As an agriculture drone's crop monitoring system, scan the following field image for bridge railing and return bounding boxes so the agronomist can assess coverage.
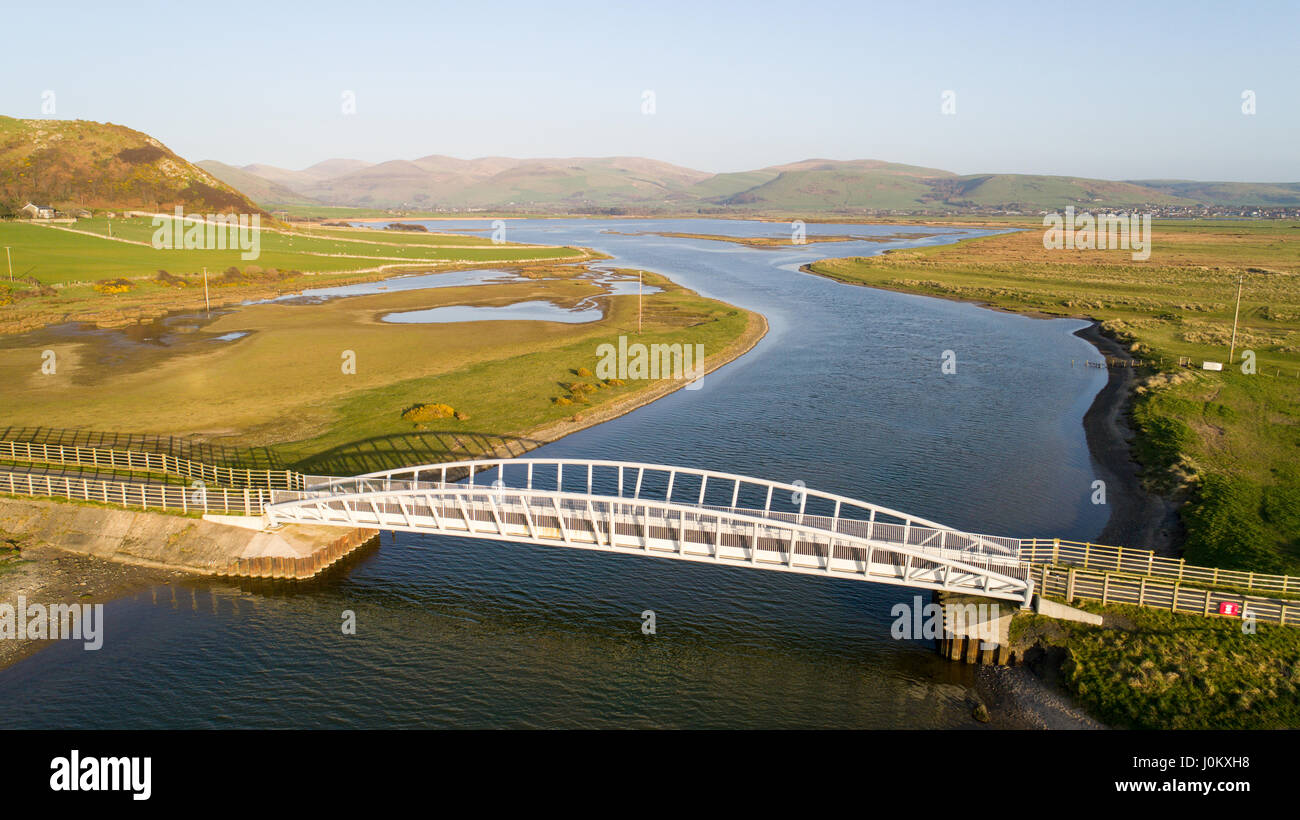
[272,476,1022,566]
[357,458,956,526]
[267,483,1035,600]
[0,439,304,490]
[343,458,1022,561]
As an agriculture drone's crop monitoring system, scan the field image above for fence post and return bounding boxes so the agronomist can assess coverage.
[1083,542,1091,568]
[1066,567,1076,603]
[1052,537,1060,565]
[1173,582,1181,613]
[1139,577,1146,606]
[1203,589,1212,616]
[1102,572,1110,604]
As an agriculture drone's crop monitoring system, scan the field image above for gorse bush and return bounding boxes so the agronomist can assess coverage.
[92,277,134,294]
[400,402,458,423]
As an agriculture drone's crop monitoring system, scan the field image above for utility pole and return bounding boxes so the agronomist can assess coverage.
[4,246,11,282]
[1228,272,1244,366]
[203,266,210,317]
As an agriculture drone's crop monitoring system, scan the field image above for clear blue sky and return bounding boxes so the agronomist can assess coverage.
[6,0,1297,180]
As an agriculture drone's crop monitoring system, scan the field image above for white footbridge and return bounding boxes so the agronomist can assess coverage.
[264,458,1035,604]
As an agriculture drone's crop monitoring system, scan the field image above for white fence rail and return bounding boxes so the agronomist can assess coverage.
[0,470,269,515]
[0,440,303,490]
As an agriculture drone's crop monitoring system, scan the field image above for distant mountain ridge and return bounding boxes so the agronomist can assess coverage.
[10,114,1289,219]
[202,153,1300,213]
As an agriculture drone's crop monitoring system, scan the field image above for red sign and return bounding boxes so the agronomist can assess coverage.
[1218,601,1241,617]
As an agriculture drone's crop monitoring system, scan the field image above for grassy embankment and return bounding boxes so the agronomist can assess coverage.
[0,221,762,472]
[1011,603,1300,729]
[805,221,1300,574]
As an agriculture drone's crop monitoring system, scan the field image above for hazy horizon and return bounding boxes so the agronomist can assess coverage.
[204,154,1300,185]
[4,0,1297,181]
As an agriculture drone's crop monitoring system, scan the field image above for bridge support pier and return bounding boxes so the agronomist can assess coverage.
[934,592,1017,666]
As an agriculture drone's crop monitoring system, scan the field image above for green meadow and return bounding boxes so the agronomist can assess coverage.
[0,219,580,286]
[1012,602,1300,729]
[0,266,761,472]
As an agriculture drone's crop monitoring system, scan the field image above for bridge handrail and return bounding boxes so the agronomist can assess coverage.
[282,473,1020,562]
[265,484,1033,591]
[351,457,1018,558]
[269,483,1029,574]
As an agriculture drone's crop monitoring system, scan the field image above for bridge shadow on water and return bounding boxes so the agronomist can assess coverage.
[0,426,547,477]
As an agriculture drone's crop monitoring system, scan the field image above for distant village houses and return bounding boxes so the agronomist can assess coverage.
[20,202,57,219]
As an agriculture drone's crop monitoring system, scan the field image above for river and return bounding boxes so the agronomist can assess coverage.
[0,219,1109,728]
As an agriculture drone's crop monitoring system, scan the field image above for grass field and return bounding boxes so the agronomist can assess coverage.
[806,220,1300,572]
[0,218,579,285]
[0,260,760,472]
[0,217,594,334]
[1012,601,1300,729]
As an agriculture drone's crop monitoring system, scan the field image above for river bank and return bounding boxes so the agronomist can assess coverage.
[1073,323,1180,554]
[0,541,182,669]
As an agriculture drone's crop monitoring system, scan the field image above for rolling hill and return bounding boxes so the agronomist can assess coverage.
[2,113,1293,217]
[1128,179,1300,207]
[233,155,714,209]
[195,160,320,207]
[0,116,264,216]
[205,153,1300,214]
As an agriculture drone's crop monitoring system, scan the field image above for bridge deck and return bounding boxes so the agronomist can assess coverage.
[269,462,1034,603]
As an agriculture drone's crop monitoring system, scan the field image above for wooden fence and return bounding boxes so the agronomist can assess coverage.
[0,440,303,491]
[0,470,270,516]
[1034,563,1299,627]
[1022,538,1300,597]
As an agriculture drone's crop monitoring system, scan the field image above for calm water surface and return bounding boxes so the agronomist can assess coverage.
[0,219,1109,728]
